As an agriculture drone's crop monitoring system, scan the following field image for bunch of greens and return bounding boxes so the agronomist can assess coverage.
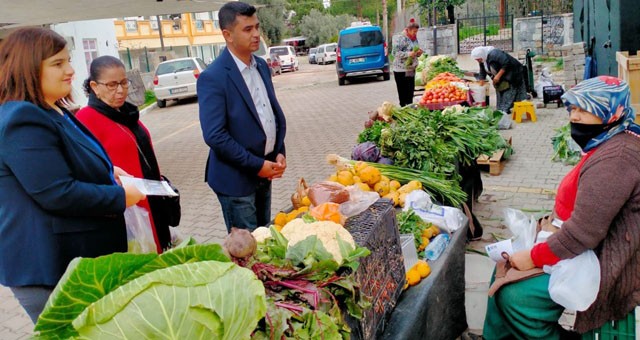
[425,57,464,82]
[379,112,458,176]
[551,123,582,165]
[249,227,371,340]
[34,241,267,340]
[357,120,389,145]
[386,105,509,171]
[405,46,421,68]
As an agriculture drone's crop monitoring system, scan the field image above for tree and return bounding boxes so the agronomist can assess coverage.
[286,0,324,27]
[413,0,466,25]
[298,9,357,46]
[252,0,289,45]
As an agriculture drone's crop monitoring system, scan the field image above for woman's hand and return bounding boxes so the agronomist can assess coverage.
[123,182,146,207]
[113,166,131,185]
[509,249,536,271]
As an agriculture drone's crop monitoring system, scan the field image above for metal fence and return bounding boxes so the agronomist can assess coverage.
[457,15,513,54]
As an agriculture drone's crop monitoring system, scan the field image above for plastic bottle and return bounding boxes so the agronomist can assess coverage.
[424,233,450,261]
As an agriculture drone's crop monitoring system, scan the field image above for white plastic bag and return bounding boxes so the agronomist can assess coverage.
[503,208,537,251]
[124,205,157,254]
[544,250,600,311]
[340,185,380,217]
[535,67,555,97]
[404,190,466,232]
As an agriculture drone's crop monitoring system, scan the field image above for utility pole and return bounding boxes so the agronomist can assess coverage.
[397,0,402,15]
[383,0,388,43]
[156,15,165,51]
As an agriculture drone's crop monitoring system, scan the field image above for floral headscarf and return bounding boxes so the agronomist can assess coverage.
[561,75,640,151]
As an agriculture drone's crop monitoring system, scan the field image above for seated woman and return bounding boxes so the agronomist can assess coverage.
[76,56,177,252]
[483,76,640,339]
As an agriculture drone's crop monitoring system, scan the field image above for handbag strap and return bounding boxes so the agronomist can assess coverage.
[115,123,153,171]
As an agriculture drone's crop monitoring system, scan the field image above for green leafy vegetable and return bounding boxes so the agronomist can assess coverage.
[425,56,464,81]
[35,244,265,340]
[248,228,371,339]
[551,123,582,165]
[357,120,389,145]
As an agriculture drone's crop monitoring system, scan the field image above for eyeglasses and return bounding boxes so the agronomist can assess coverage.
[96,79,131,91]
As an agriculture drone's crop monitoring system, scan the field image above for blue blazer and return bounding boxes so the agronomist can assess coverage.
[0,101,126,286]
[198,48,286,196]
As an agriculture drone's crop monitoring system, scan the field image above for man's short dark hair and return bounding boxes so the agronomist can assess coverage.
[218,2,257,30]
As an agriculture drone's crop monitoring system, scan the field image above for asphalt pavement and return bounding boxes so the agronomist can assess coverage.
[0,56,573,338]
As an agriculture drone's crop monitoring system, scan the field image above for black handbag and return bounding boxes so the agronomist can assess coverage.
[161,175,181,227]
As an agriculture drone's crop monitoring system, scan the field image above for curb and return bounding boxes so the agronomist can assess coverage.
[140,102,158,117]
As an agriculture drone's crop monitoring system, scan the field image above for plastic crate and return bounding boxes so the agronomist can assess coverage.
[343,199,405,340]
[582,310,636,340]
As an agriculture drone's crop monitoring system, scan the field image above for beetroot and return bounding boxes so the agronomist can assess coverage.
[224,227,257,259]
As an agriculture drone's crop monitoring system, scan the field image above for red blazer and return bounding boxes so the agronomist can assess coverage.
[76,106,162,253]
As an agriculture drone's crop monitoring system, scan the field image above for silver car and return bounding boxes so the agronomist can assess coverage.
[153,57,207,108]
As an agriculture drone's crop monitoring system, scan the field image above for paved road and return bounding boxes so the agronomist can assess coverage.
[0,57,572,338]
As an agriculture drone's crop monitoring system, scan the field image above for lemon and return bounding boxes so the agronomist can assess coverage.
[415,261,431,278]
[274,212,287,226]
[301,196,311,206]
[406,268,421,286]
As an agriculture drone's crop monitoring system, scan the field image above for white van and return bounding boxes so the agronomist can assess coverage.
[268,45,299,72]
[316,43,337,65]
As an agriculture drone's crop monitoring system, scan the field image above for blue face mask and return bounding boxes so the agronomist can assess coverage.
[570,121,620,150]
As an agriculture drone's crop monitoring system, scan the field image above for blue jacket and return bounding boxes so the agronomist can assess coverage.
[198,48,286,196]
[0,101,126,286]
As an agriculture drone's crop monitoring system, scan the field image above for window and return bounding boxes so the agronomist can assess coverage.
[125,20,138,32]
[340,30,383,48]
[83,39,98,73]
[150,16,159,30]
[213,11,220,30]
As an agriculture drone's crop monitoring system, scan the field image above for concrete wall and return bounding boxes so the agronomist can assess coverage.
[416,24,457,57]
[52,19,120,107]
[514,13,573,57]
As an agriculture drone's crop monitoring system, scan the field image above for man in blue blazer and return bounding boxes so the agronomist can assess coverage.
[198,1,287,232]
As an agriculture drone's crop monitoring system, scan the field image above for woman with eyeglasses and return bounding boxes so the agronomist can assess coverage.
[76,56,176,252]
[0,28,145,323]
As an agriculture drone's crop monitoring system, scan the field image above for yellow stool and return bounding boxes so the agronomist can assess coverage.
[512,101,537,123]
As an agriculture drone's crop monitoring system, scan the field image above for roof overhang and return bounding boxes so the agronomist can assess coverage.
[0,0,234,32]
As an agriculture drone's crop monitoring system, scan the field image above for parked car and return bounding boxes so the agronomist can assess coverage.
[267,53,282,76]
[316,43,337,65]
[268,45,299,72]
[308,47,318,64]
[336,24,390,86]
[153,57,207,107]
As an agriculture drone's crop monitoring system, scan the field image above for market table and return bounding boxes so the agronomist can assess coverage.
[381,218,469,340]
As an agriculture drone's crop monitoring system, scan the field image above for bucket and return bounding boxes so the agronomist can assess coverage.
[469,84,487,106]
[465,254,495,332]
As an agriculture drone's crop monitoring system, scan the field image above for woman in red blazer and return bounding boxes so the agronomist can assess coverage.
[76,56,175,252]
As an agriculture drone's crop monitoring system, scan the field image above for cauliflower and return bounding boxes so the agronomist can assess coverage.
[281,219,356,264]
[251,226,272,243]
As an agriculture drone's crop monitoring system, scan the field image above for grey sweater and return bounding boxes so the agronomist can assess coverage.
[547,132,640,332]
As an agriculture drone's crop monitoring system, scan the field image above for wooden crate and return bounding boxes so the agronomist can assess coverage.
[477,136,512,176]
[616,51,640,123]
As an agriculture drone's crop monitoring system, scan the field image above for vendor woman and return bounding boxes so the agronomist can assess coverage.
[483,76,640,339]
[471,46,527,114]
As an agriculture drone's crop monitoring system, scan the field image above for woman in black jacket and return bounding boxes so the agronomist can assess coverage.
[471,46,527,114]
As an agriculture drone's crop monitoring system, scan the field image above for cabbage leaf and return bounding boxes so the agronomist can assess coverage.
[34,244,265,340]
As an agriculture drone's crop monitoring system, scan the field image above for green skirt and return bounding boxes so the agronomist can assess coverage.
[483,273,566,340]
